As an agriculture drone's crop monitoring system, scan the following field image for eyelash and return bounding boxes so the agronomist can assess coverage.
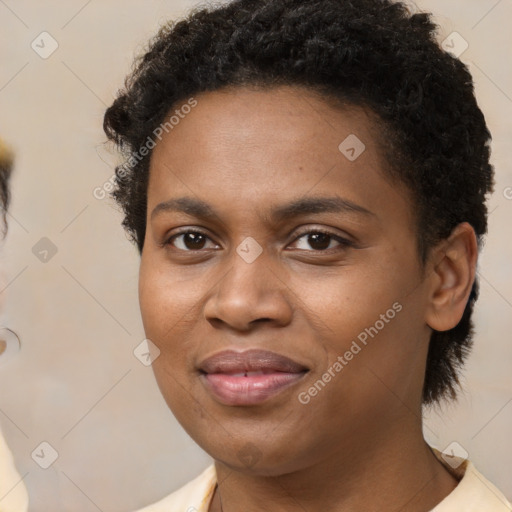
[164,227,354,253]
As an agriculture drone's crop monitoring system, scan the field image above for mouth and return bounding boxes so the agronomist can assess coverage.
[198,349,309,406]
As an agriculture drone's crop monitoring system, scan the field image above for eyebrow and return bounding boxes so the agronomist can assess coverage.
[151,195,376,223]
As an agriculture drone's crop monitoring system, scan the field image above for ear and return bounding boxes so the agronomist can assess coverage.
[424,222,478,332]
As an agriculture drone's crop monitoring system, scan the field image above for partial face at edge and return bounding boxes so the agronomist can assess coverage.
[138,86,433,474]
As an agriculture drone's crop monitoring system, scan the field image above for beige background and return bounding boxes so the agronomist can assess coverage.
[0,0,510,510]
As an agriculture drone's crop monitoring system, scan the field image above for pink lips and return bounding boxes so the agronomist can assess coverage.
[198,349,308,406]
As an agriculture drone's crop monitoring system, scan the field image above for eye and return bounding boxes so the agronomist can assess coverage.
[289,229,353,252]
[165,230,219,251]
[164,228,353,253]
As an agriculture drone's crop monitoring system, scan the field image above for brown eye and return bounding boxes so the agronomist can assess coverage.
[290,229,353,252]
[166,230,218,251]
[306,232,331,250]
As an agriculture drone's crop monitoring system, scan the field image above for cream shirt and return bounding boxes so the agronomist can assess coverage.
[134,448,512,512]
[0,427,28,512]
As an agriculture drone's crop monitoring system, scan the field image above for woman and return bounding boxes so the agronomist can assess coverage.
[0,138,29,512]
[104,0,511,510]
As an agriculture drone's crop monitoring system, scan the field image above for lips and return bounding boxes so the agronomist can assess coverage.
[199,349,308,374]
[198,349,309,406]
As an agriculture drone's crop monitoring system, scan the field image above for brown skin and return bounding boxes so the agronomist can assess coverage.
[139,86,477,511]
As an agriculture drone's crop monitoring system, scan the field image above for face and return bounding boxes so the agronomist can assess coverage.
[139,86,434,475]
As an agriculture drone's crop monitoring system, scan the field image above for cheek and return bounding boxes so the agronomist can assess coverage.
[293,262,422,404]
[138,256,215,387]
[138,260,203,416]
[138,268,168,341]
[321,297,426,420]
[138,256,201,338]
[290,264,400,345]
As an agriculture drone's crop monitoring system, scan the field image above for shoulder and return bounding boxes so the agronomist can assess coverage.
[132,464,217,512]
[431,447,512,511]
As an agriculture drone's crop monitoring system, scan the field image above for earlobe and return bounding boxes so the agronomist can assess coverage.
[425,222,478,332]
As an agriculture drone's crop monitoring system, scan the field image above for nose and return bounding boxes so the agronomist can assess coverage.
[203,242,293,332]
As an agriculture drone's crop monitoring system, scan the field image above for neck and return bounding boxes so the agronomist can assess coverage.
[210,421,458,512]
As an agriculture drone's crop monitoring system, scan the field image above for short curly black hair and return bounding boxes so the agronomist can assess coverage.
[103,0,494,406]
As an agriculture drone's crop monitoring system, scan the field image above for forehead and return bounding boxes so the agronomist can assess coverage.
[152,85,382,164]
[147,85,412,227]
